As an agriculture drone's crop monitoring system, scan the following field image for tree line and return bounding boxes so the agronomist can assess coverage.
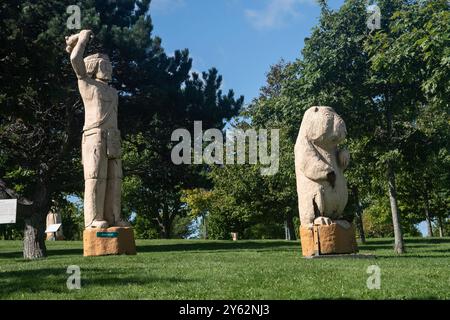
[184,0,449,254]
[0,0,448,258]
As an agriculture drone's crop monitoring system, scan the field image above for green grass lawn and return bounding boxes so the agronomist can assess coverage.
[0,238,449,299]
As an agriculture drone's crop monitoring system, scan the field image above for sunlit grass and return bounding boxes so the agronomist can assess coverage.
[0,238,449,299]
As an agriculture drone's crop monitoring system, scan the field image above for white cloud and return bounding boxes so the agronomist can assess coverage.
[245,0,316,30]
[151,0,186,13]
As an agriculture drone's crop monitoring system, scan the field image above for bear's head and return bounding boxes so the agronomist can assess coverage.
[299,106,347,148]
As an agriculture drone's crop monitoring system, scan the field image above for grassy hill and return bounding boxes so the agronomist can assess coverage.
[0,238,449,299]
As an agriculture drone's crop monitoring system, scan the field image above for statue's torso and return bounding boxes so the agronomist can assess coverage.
[315,145,348,217]
[78,79,118,132]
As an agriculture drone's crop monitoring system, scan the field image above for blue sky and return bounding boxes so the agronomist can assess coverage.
[150,0,345,104]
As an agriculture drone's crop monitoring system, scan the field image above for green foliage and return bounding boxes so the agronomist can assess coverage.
[171,215,196,239]
[363,198,421,238]
[0,218,24,240]
[134,214,159,239]
[242,222,285,240]
[181,189,213,219]
[206,123,297,240]
[58,199,83,241]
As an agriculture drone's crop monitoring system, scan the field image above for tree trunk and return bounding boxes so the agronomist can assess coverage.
[158,221,171,239]
[286,212,297,240]
[424,207,433,238]
[202,213,208,240]
[158,208,173,239]
[355,214,366,244]
[163,221,171,239]
[23,212,47,259]
[423,188,433,237]
[438,216,444,238]
[385,101,405,254]
[23,181,49,260]
[387,163,405,254]
[353,186,366,244]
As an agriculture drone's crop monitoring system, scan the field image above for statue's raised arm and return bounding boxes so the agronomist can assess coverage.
[66,29,93,79]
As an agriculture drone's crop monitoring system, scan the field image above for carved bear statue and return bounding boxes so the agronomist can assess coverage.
[295,106,350,228]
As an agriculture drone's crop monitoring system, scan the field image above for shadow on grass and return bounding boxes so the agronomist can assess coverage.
[0,241,300,259]
[359,238,450,252]
[0,248,84,260]
[47,248,83,257]
[358,245,394,251]
[137,240,299,253]
[0,267,194,298]
[358,244,447,252]
[361,238,450,245]
[404,238,450,244]
[375,254,450,259]
[429,248,450,254]
[1,238,448,259]
[0,251,23,259]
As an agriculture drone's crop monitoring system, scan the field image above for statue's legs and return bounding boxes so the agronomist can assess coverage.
[103,158,126,226]
[82,130,109,228]
[84,179,107,228]
[298,189,325,228]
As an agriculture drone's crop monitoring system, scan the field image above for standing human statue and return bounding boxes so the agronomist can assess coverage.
[66,30,130,229]
[46,210,64,240]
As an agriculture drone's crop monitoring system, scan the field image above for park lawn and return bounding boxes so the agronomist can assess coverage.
[0,238,449,300]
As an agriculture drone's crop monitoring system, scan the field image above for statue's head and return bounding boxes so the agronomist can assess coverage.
[300,106,347,147]
[84,53,112,82]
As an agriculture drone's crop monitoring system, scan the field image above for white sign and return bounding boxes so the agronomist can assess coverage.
[45,223,62,233]
[0,199,17,224]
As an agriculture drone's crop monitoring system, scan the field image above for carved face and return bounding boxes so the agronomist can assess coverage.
[84,55,112,82]
[95,59,112,81]
[300,106,347,147]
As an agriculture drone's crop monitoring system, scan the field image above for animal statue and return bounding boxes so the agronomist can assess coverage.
[294,106,350,228]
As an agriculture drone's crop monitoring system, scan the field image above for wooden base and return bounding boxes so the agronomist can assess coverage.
[300,223,358,257]
[83,227,136,257]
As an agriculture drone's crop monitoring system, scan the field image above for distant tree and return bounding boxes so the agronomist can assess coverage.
[365,0,449,249]
[57,199,83,241]
[171,215,196,239]
[181,188,214,239]
[122,68,243,239]
[203,116,295,240]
